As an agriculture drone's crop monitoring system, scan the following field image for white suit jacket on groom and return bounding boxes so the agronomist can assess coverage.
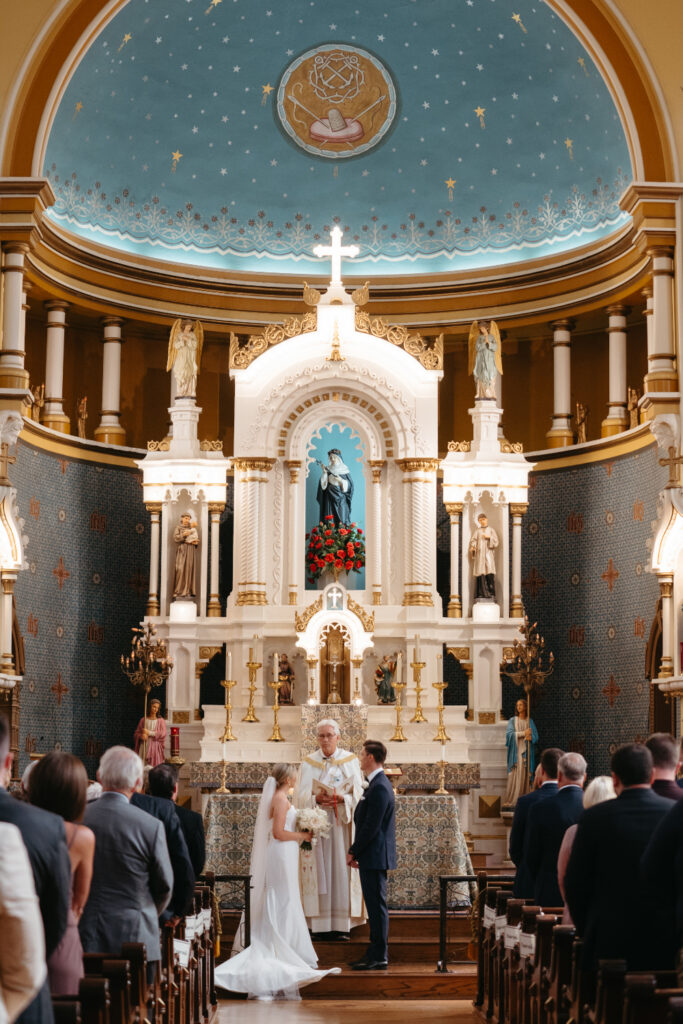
[296,748,365,923]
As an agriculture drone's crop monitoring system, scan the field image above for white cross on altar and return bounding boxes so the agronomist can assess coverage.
[327,586,343,610]
[313,226,360,286]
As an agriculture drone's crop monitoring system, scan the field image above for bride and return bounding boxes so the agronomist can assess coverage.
[214,763,341,1000]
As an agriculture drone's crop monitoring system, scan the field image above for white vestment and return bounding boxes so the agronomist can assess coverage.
[469,525,499,576]
[295,748,365,931]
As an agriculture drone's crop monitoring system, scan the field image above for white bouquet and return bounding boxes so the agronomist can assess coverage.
[296,806,332,851]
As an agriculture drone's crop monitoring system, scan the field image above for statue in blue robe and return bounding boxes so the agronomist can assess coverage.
[316,449,354,527]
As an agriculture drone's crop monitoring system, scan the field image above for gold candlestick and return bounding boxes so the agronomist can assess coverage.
[434,759,448,795]
[268,677,285,742]
[432,682,451,742]
[306,657,318,705]
[390,682,408,742]
[220,679,237,742]
[410,653,428,723]
[351,658,364,706]
[216,750,230,794]
[243,647,261,722]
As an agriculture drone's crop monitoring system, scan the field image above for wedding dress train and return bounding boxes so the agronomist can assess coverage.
[214,801,340,999]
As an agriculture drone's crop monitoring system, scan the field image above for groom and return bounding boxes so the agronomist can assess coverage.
[346,739,397,970]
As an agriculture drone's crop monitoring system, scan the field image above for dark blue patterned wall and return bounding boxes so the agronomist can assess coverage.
[13,439,149,779]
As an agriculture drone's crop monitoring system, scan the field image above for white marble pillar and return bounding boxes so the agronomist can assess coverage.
[659,574,674,678]
[646,248,677,394]
[234,458,274,605]
[601,305,630,436]
[510,503,527,618]
[444,503,462,617]
[146,503,161,616]
[42,301,71,432]
[0,244,30,391]
[0,572,16,675]
[397,459,439,606]
[95,317,126,444]
[545,319,574,448]
[207,503,224,616]
[368,460,384,605]
[285,461,301,606]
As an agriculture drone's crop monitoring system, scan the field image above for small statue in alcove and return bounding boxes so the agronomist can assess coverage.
[173,512,199,598]
[374,653,397,704]
[278,653,295,704]
[575,402,588,445]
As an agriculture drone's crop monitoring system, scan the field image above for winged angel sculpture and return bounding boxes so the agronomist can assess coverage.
[468,319,503,400]
[167,318,204,398]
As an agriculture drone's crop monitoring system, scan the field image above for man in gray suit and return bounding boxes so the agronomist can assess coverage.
[80,746,173,978]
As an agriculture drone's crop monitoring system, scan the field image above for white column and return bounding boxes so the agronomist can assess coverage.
[510,504,527,618]
[659,574,674,678]
[42,301,70,432]
[207,503,224,616]
[285,461,301,606]
[445,503,462,617]
[0,572,16,675]
[95,317,126,444]
[368,460,384,605]
[235,458,274,605]
[146,503,161,616]
[645,248,677,393]
[601,305,630,436]
[397,459,439,606]
[0,244,30,390]
[546,319,574,448]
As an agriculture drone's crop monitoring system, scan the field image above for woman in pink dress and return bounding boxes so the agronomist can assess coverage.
[134,698,167,767]
[557,775,616,924]
[28,751,95,996]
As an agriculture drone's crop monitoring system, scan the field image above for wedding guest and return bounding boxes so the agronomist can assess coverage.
[525,751,587,906]
[556,775,616,924]
[28,752,95,996]
[0,822,46,1024]
[509,747,563,898]
[0,714,70,1024]
[646,733,683,801]
[131,781,195,919]
[148,764,205,877]
[80,747,173,983]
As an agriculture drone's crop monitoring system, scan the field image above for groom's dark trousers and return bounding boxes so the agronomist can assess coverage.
[349,771,397,962]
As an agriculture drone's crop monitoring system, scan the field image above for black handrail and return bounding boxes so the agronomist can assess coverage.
[213,874,252,948]
[436,873,515,979]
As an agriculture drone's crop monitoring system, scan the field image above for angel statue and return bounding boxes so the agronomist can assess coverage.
[468,319,503,400]
[167,318,204,398]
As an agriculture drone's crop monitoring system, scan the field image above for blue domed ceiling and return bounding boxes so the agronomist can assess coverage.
[43,0,633,277]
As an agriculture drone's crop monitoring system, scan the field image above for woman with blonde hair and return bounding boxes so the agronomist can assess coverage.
[214,763,340,999]
[557,775,616,923]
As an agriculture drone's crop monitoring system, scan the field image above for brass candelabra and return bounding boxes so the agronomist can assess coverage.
[306,657,318,705]
[351,658,364,706]
[432,682,451,742]
[390,682,408,742]
[216,753,230,794]
[220,679,237,742]
[434,760,448,795]
[268,677,285,742]
[243,647,261,722]
[410,653,428,723]
[120,623,173,764]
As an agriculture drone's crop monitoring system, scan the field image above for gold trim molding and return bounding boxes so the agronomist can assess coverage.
[447,441,471,453]
[347,595,375,633]
[355,309,443,370]
[230,312,317,369]
[295,595,323,633]
[447,647,471,662]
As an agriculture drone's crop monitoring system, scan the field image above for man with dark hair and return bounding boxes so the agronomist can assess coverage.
[0,714,71,1024]
[148,764,205,876]
[509,747,563,897]
[131,773,195,919]
[646,733,683,802]
[525,751,587,906]
[566,743,672,971]
[643,758,683,967]
[346,740,396,971]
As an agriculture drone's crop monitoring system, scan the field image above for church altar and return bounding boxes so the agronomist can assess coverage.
[204,792,474,911]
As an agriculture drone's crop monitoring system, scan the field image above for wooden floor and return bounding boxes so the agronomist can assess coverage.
[217,998,480,1022]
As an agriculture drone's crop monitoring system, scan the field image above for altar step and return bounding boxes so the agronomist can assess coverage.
[304,962,477,1000]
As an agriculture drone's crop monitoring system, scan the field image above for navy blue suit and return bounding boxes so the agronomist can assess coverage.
[525,784,585,907]
[132,792,195,916]
[349,770,396,962]
[509,782,558,897]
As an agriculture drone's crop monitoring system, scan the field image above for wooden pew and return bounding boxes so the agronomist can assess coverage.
[83,959,133,1024]
[77,977,111,1024]
[513,906,542,1024]
[119,944,149,1024]
[562,937,590,1024]
[499,899,528,1024]
[621,972,680,1024]
[492,890,518,1022]
[542,925,575,1024]
[585,959,627,1024]
[527,914,561,1024]
[481,883,514,1018]
[52,999,82,1024]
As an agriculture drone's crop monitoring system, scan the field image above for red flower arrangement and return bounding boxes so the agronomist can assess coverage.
[305,516,366,584]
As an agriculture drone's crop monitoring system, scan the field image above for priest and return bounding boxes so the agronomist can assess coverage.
[296,719,365,939]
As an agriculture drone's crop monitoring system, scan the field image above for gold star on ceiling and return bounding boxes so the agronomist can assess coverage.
[565,137,574,159]
[444,177,456,200]
[204,0,221,14]
[117,32,132,52]
[73,101,83,120]
[171,150,183,172]
[577,56,590,76]
[261,83,273,106]
[474,106,486,128]
[511,13,528,33]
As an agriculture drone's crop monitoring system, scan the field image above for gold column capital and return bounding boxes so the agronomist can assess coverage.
[285,459,301,483]
[444,502,463,521]
[233,457,276,473]
[208,502,225,515]
[146,502,162,515]
[509,503,529,517]
[396,458,440,474]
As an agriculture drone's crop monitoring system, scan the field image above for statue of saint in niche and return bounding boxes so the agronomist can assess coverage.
[316,448,354,527]
[167,318,204,398]
[374,653,397,705]
[468,319,503,400]
[173,512,199,599]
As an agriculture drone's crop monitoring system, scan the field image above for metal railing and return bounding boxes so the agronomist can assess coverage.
[437,873,515,976]
[213,874,252,948]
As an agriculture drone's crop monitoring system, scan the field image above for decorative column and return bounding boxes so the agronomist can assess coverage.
[285,461,301,606]
[545,319,574,448]
[207,503,224,616]
[444,502,462,617]
[95,317,126,444]
[643,285,654,370]
[0,573,16,675]
[368,460,385,605]
[234,458,275,605]
[658,574,674,678]
[509,504,527,617]
[0,244,30,390]
[601,305,630,436]
[42,301,70,432]
[646,248,677,394]
[146,503,161,616]
[397,459,439,606]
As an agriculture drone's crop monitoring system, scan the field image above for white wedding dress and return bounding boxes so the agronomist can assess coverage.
[214,794,341,1000]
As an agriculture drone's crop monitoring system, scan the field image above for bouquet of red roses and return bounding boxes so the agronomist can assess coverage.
[305,515,365,585]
